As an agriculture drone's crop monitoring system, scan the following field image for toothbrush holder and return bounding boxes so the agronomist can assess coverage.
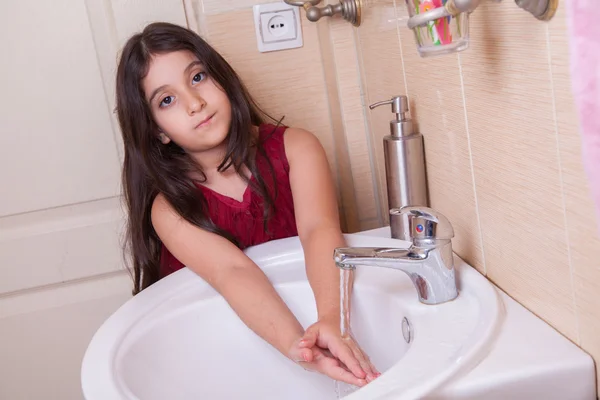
[405,0,470,57]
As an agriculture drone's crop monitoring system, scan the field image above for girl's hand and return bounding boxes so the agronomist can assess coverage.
[292,342,368,387]
[290,318,380,386]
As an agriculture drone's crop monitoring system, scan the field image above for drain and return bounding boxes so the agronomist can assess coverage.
[402,317,412,343]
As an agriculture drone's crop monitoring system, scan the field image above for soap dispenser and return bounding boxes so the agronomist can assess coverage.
[370,95,428,240]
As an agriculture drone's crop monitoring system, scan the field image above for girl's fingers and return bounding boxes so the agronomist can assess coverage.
[345,338,380,380]
[327,341,366,379]
[289,339,314,363]
[294,335,379,386]
[348,343,376,380]
[317,356,367,387]
[329,365,368,387]
[370,360,381,376]
[299,329,318,348]
[303,347,370,387]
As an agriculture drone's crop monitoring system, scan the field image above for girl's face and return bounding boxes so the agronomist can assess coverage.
[142,50,232,154]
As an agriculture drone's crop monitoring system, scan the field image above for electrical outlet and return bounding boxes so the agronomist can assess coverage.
[260,10,296,42]
[253,3,303,53]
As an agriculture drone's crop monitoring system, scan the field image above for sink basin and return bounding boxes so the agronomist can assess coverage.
[81,232,502,399]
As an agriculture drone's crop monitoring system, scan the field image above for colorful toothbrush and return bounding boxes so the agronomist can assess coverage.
[432,0,452,44]
[419,0,441,45]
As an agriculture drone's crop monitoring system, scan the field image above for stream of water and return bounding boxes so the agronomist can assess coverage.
[334,268,359,398]
[340,268,353,338]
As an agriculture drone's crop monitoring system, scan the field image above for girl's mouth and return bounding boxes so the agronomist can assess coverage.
[195,113,214,129]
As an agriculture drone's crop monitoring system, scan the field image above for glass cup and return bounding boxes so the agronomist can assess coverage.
[404,0,470,57]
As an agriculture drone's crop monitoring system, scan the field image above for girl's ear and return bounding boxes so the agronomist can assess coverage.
[158,132,171,145]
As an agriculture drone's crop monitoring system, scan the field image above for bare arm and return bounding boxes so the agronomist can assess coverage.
[151,195,306,358]
[284,127,346,320]
[285,127,379,383]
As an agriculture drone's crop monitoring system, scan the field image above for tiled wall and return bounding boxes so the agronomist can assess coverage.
[193,0,598,391]
[352,0,600,391]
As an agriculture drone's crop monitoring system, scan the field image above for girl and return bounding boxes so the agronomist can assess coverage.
[116,22,378,387]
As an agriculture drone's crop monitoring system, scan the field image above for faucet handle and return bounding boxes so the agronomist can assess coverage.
[391,206,455,241]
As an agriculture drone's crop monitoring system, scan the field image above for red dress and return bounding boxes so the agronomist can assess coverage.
[159,123,298,278]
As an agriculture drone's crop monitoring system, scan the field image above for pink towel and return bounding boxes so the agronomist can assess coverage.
[566,0,600,226]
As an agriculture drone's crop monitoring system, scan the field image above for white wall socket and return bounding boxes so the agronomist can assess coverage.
[253,2,303,53]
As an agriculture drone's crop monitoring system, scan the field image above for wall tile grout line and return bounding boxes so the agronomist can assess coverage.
[392,0,410,101]
[544,23,581,345]
[317,20,358,232]
[457,52,488,275]
[353,26,385,228]
[327,23,366,228]
[352,26,385,228]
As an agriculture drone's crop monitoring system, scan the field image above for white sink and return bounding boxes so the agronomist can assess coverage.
[82,232,502,399]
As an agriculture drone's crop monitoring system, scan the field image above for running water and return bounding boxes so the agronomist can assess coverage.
[334,268,359,398]
[340,268,353,338]
[334,380,359,398]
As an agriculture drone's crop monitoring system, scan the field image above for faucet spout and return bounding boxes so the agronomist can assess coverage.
[334,244,458,305]
[334,246,429,267]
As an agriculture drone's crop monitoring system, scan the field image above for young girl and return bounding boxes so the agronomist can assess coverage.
[116,22,379,387]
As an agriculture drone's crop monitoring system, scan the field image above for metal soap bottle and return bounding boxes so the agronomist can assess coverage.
[370,95,428,240]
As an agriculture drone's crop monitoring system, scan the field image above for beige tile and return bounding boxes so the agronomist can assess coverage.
[328,18,381,225]
[317,21,361,232]
[549,1,600,389]
[460,0,577,340]
[391,1,485,272]
[357,0,407,225]
[198,0,278,15]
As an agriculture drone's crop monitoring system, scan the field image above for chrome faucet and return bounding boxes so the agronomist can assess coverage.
[334,206,458,305]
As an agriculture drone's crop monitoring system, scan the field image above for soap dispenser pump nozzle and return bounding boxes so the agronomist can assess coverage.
[370,95,414,137]
[369,96,408,120]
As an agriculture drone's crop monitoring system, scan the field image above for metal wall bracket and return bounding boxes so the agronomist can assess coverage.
[408,0,558,30]
[284,0,362,27]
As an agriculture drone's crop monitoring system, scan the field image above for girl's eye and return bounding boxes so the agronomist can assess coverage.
[192,72,206,84]
[159,96,173,108]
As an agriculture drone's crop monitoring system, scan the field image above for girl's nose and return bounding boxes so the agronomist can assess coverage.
[186,92,205,115]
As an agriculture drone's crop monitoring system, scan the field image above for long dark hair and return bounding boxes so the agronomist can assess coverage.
[116,22,278,295]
